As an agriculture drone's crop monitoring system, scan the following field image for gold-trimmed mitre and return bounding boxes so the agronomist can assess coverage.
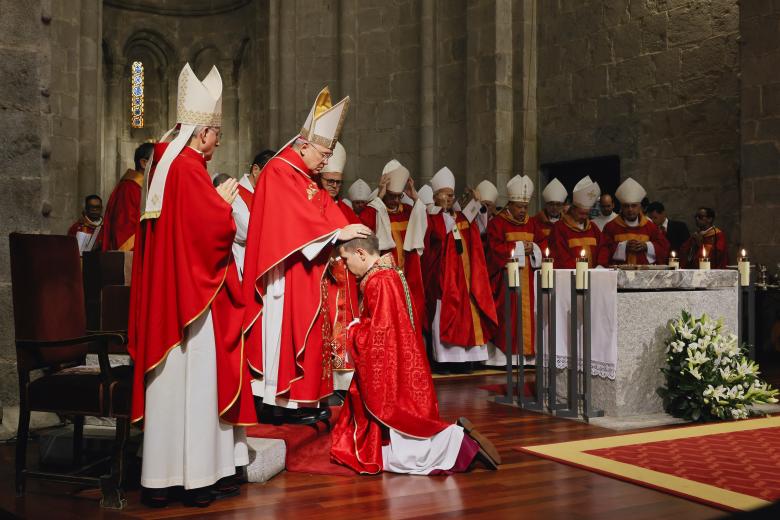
[299,87,350,150]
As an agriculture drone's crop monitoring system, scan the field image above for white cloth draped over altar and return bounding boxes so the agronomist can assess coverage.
[538,269,619,380]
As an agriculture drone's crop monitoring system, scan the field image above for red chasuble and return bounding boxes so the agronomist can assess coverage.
[324,200,362,375]
[422,212,498,345]
[679,227,729,269]
[360,203,427,330]
[242,146,348,403]
[531,210,556,249]
[484,210,543,356]
[337,198,361,224]
[598,215,670,266]
[331,255,450,474]
[548,213,604,269]
[101,169,143,251]
[128,144,256,426]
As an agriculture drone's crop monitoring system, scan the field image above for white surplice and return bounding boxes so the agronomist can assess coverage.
[250,231,340,408]
[231,174,254,280]
[381,425,464,475]
[141,309,249,490]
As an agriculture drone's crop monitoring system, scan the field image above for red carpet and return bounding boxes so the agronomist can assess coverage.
[584,426,780,503]
[516,416,780,511]
[246,406,354,477]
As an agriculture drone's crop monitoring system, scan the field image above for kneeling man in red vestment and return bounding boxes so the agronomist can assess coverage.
[330,235,500,474]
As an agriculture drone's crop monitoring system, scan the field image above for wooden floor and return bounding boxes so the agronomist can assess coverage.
[6,364,779,520]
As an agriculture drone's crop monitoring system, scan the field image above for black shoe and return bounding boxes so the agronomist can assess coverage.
[450,362,475,374]
[284,407,331,425]
[432,362,451,375]
[183,486,214,508]
[211,475,241,500]
[141,487,169,508]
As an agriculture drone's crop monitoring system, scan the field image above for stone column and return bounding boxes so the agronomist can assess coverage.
[338,0,358,181]
[465,0,514,190]
[419,0,435,181]
[77,0,103,197]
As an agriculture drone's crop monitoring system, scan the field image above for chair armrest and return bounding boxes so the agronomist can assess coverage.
[16,332,127,350]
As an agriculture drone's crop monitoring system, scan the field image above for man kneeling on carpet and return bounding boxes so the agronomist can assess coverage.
[330,234,500,474]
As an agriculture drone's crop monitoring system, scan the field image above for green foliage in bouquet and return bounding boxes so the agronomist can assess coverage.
[659,310,778,421]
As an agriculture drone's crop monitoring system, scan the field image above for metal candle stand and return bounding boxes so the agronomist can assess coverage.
[498,269,603,421]
[737,273,756,360]
[496,269,544,409]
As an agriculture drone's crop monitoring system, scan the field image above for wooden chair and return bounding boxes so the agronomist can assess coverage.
[10,233,131,509]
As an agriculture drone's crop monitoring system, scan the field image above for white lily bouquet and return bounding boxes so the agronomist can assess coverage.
[659,310,778,421]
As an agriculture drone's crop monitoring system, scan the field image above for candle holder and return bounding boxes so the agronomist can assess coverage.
[699,257,711,270]
[541,257,554,289]
[575,253,589,290]
[737,251,756,360]
[668,251,679,270]
[738,251,750,287]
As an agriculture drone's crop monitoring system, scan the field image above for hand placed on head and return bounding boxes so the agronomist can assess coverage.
[339,224,372,241]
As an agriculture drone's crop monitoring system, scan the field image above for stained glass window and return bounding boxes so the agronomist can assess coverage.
[131,61,144,128]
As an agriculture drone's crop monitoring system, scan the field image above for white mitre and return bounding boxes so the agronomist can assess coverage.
[507,175,534,203]
[417,184,434,206]
[614,177,647,204]
[572,176,601,209]
[475,180,498,204]
[143,63,222,219]
[542,178,567,203]
[347,179,372,201]
[298,86,350,150]
[383,159,410,193]
[431,167,456,193]
[321,141,346,174]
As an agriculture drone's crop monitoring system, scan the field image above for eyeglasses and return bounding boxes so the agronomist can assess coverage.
[307,143,333,160]
[695,214,711,220]
[321,178,342,186]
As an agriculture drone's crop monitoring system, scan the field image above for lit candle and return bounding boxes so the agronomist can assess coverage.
[699,246,710,270]
[738,249,750,286]
[668,250,679,269]
[541,247,554,289]
[575,249,588,290]
[507,259,520,288]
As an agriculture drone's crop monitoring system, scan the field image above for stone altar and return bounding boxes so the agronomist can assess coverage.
[551,269,738,418]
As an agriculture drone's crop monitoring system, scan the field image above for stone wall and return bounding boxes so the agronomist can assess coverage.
[0,0,106,410]
[740,0,780,267]
[537,0,741,255]
[101,0,261,190]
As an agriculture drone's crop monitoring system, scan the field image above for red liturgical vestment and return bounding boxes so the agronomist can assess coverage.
[128,144,256,426]
[242,146,348,404]
[599,215,670,266]
[485,211,542,356]
[422,212,497,346]
[679,227,729,269]
[331,256,449,474]
[548,213,604,269]
[102,169,143,251]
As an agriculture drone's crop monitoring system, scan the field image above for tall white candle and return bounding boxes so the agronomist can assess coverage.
[542,257,554,289]
[507,260,520,288]
[738,249,750,286]
[575,249,588,290]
